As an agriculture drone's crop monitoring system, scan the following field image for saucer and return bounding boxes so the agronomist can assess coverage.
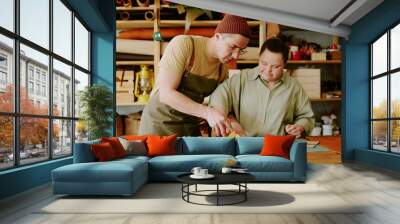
[232,170,249,174]
[190,174,215,179]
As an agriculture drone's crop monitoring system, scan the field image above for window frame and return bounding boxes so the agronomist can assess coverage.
[370,19,400,154]
[0,0,92,171]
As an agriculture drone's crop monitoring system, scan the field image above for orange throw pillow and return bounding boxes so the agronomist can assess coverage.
[91,142,117,162]
[123,135,148,141]
[146,134,177,157]
[101,137,126,158]
[260,135,296,159]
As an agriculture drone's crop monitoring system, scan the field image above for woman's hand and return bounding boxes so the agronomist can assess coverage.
[285,124,305,138]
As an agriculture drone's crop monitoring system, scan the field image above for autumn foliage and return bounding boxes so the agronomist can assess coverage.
[372,99,400,140]
[0,85,59,150]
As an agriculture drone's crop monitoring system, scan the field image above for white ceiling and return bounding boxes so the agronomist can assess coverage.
[168,0,384,38]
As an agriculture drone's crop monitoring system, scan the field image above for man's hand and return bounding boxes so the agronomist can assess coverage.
[205,107,229,136]
[285,124,305,138]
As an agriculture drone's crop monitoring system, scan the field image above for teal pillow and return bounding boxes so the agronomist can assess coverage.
[236,137,264,155]
[180,137,236,155]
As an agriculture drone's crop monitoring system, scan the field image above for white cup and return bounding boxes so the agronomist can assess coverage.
[221,167,232,174]
[199,169,208,176]
[322,125,333,136]
[191,167,202,176]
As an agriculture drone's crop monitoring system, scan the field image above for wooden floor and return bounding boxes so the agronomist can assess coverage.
[308,136,342,164]
[308,151,342,164]
[1,162,400,224]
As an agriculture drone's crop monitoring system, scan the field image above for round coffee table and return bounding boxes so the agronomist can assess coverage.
[177,173,255,206]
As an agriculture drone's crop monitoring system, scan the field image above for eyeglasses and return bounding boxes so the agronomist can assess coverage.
[223,38,248,55]
[230,47,248,56]
[238,48,248,55]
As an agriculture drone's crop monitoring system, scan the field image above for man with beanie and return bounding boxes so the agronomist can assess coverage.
[139,14,251,136]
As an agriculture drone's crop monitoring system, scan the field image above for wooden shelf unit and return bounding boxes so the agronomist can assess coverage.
[116,61,154,65]
[117,20,260,29]
[237,60,342,64]
[116,0,343,118]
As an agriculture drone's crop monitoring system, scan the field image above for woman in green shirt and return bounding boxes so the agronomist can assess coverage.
[209,38,315,137]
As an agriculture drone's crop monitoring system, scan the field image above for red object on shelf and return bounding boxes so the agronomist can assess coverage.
[291,51,302,60]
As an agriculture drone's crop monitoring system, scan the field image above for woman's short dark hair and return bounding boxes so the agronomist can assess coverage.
[260,38,289,63]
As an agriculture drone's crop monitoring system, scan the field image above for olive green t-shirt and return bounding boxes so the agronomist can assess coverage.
[152,35,228,93]
[209,66,315,136]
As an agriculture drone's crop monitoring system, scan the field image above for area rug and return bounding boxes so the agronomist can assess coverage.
[37,183,361,214]
[307,145,330,152]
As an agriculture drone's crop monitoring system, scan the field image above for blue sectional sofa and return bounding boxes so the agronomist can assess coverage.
[52,137,307,196]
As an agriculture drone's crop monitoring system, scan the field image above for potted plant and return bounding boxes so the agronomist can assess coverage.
[79,84,113,140]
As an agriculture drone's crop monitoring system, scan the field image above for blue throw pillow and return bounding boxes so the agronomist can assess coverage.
[180,137,236,155]
[236,137,264,155]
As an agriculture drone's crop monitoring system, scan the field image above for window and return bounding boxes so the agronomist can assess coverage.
[0,0,14,32]
[20,0,49,49]
[28,81,34,94]
[53,119,72,158]
[0,71,6,85]
[0,54,7,67]
[53,59,72,117]
[42,85,46,97]
[74,69,89,118]
[28,67,34,80]
[35,83,40,95]
[75,17,89,70]
[35,70,41,81]
[0,54,7,87]
[0,0,91,170]
[371,23,400,154]
[53,0,72,60]
[41,73,46,83]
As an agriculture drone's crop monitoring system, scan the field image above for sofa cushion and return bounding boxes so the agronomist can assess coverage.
[236,137,264,155]
[91,142,118,161]
[236,155,293,172]
[260,135,296,159]
[179,137,236,155]
[119,137,147,156]
[115,155,150,164]
[148,154,235,172]
[53,158,147,183]
[147,134,177,157]
[73,139,101,163]
[101,137,126,158]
